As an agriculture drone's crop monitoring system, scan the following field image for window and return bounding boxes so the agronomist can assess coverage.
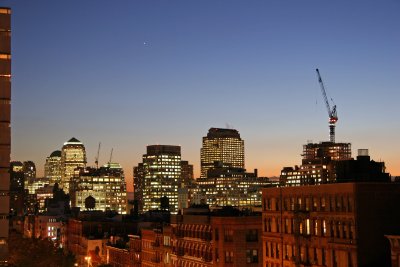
[322,248,326,265]
[306,219,311,235]
[246,249,258,263]
[330,196,335,211]
[321,197,326,211]
[224,229,233,242]
[313,247,318,264]
[246,229,258,242]
[322,220,326,236]
[225,251,233,263]
[215,228,219,241]
[284,245,289,260]
[314,220,318,236]
[349,222,354,239]
[313,197,318,211]
[348,196,353,212]
[336,196,342,211]
[284,218,289,234]
[305,197,310,211]
[265,241,269,257]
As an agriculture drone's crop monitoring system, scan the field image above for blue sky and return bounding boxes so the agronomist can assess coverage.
[3,0,400,190]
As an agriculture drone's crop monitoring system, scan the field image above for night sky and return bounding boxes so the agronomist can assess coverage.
[4,0,400,191]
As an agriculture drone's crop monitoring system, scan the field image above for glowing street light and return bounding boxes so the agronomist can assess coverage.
[84,256,91,267]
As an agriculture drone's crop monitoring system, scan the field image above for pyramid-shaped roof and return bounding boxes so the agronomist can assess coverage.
[68,137,80,143]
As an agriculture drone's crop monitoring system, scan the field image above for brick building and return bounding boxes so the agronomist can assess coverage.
[171,207,262,267]
[262,183,400,267]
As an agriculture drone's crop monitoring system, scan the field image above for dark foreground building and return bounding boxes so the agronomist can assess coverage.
[0,7,11,264]
[262,183,400,267]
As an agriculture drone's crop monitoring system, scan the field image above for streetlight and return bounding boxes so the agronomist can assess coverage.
[84,256,91,267]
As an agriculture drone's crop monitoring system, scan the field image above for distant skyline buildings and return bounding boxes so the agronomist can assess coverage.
[44,150,61,185]
[61,137,86,192]
[201,128,245,178]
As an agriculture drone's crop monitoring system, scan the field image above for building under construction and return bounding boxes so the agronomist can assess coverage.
[302,141,352,164]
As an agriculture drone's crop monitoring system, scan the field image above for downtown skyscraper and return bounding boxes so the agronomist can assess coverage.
[200,128,245,178]
[44,150,62,185]
[135,145,182,214]
[0,7,10,263]
[61,137,86,193]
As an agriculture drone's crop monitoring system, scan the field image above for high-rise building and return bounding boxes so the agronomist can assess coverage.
[139,145,181,214]
[0,7,11,263]
[180,160,194,187]
[70,163,127,214]
[23,160,36,181]
[281,141,352,186]
[22,160,36,190]
[61,137,86,193]
[133,163,144,213]
[44,150,62,185]
[200,128,244,178]
[10,162,24,217]
[302,141,351,164]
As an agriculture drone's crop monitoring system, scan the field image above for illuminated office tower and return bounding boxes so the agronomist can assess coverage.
[140,145,181,214]
[61,138,86,193]
[0,7,10,263]
[200,128,244,178]
[44,150,62,185]
[70,163,127,214]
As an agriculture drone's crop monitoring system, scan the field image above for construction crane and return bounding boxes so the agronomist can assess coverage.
[316,68,338,143]
[95,142,101,169]
[109,148,113,164]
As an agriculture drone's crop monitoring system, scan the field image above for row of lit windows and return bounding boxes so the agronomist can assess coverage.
[264,195,354,213]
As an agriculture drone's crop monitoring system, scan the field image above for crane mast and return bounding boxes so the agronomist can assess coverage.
[95,142,101,169]
[316,68,338,143]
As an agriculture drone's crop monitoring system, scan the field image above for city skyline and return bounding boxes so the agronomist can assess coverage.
[4,1,400,191]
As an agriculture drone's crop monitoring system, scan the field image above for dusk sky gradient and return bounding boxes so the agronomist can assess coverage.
[3,0,400,191]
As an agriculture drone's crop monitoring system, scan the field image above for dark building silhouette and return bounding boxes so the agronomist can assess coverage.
[335,149,390,183]
[0,7,10,263]
[9,162,25,216]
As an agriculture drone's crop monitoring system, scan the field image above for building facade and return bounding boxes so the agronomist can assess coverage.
[262,183,400,267]
[137,145,182,214]
[61,137,86,193]
[200,128,244,178]
[70,163,127,214]
[44,150,62,185]
[195,168,276,207]
[0,7,11,263]
[170,207,263,267]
